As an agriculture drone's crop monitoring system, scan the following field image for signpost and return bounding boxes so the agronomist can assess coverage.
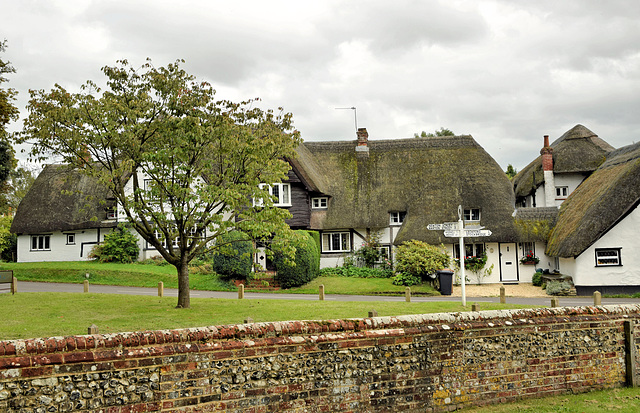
[428,205,492,306]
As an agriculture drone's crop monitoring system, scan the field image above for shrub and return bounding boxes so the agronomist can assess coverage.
[546,280,572,296]
[274,230,320,289]
[392,272,421,286]
[89,225,139,263]
[532,270,543,287]
[355,232,383,268]
[395,240,450,281]
[320,266,392,278]
[212,231,253,280]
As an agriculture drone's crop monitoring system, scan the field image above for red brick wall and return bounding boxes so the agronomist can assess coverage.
[0,306,638,412]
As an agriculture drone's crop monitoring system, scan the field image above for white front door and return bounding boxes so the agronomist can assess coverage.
[499,243,519,282]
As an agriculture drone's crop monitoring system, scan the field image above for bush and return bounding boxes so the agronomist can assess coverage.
[320,266,392,278]
[274,230,320,289]
[395,240,450,282]
[89,225,139,263]
[392,272,421,286]
[546,280,572,296]
[212,231,253,280]
[532,270,543,287]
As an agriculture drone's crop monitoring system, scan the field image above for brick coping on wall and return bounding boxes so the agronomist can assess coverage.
[1,305,638,361]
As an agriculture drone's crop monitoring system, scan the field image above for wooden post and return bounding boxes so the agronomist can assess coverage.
[500,286,506,304]
[472,303,479,312]
[83,279,89,293]
[405,287,411,302]
[11,277,16,294]
[368,310,378,318]
[593,291,602,306]
[238,284,244,299]
[88,324,99,334]
[319,285,325,301]
[625,320,638,387]
[158,281,164,297]
[244,317,254,324]
[550,297,559,308]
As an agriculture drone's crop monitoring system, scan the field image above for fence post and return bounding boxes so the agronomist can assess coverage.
[158,281,164,297]
[472,303,479,312]
[368,309,378,317]
[500,286,506,304]
[11,276,17,294]
[625,320,638,387]
[88,324,99,334]
[83,280,89,293]
[550,297,559,307]
[319,285,325,301]
[238,284,244,299]
[405,287,411,302]
[593,291,601,306]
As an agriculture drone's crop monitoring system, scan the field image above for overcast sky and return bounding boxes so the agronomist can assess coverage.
[3,0,640,170]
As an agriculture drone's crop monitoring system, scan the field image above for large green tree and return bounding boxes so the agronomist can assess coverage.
[0,40,18,193]
[16,59,301,308]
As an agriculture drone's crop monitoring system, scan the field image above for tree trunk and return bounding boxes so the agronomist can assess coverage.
[176,261,191,309]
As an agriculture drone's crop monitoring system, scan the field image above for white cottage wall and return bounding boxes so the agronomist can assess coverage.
[17,229,112,262]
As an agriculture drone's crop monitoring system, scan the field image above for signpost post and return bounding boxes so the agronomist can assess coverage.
[428,205,492,307]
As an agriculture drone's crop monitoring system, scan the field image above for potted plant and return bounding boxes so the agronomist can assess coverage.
[520,251,539,265]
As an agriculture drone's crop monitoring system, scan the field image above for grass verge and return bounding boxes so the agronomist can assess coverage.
[462,387,640,412]
[273,275,440,296]
[0,292,534,339]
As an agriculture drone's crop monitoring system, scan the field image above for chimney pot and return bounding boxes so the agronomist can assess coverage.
[357,128,368,146]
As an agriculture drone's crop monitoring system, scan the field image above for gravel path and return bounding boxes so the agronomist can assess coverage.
[452,283,549,297]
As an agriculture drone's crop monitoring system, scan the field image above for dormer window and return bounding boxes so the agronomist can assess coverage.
[312,197,328,209]
[463,208,480,222]
[390,211,406,225]
[106,207,117,220]
[556,186,568,199]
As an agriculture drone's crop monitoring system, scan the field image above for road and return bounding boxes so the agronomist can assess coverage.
[14,281,640,307]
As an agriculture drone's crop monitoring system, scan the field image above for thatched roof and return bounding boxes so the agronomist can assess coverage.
[299,136,519,244]
[11,164,117,234]
[546,141,640,257]
[513,125,614,199]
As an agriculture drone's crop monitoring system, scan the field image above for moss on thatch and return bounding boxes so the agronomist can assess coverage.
[300,136,518,244]
[546,141,640,257]
[11,164,117,234]
[513,125,613,199]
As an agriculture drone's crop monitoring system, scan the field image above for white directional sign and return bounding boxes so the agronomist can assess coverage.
[443,229,492,238]
[427,222,458,230]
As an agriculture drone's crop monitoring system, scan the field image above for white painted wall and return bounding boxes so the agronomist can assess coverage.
[17,228,114,262]
[567,204,640,287]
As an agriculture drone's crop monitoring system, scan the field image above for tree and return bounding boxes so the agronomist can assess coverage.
[15,59,301,308]
[0,40,18,201]
[505,164,517,180]
[414,127,455,138]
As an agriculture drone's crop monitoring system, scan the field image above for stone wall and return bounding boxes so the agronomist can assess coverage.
[1,305,639,412]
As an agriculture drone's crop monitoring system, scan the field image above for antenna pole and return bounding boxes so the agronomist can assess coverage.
[335,107,357,132]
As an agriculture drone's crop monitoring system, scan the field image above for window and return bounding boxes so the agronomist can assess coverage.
[377,246,390,261]
[595,248,622,267]
[389,211,406,225]
[312,197,328,209]
[66,234,76,245]
[454,243,484,259]
[556,186,569,199]
[463,208,481,222]
[256,183,291,207]
[106,208,117,220]
[31,235,51,251]
[322,232,351,252]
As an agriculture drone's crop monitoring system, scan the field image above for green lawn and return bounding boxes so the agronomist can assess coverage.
[0,292,532,339]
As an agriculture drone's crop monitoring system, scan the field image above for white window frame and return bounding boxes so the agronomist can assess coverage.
[31,235,51,251]
[389,211,406,225]
[463,208,481,222]
[595,248,622,267]
[311,197,328,209]
[256,183,291,207]
[556,186,569,199]
[377,245,390,262]
[322,232,351,253]
[454,243,485,259]
[66,233,76,245]
[106,208,117,220]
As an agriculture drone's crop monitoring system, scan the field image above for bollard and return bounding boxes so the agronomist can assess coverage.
[593,291,602,306]
[84,279,89,293]
[158,281,164,297]
[368,309,378,318]
[244,317,254,324]
[405,287,411,302]
[11,277,17,294]
[88,324,99,334]
[238,284,245,299]
[472,303,479,312]
[551,297,559,308]
[500,286,506,304]
[319,284,325,301]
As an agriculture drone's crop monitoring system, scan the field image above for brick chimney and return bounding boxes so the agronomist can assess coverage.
[540,135,556,207]
[356,127,369,156]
